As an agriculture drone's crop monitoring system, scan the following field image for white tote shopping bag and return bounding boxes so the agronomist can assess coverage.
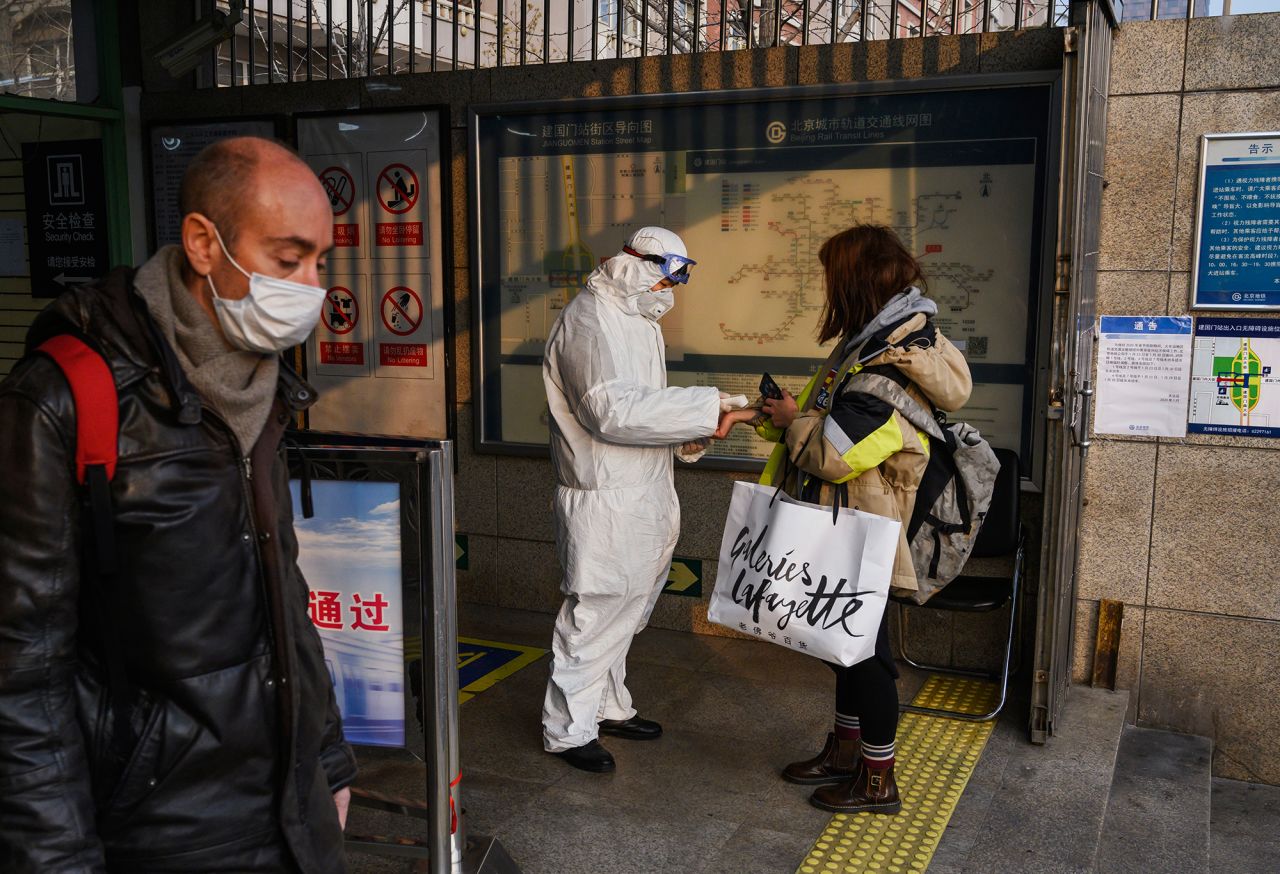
[707,481,901,667]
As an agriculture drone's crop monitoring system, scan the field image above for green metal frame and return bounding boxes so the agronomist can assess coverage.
[0,0,131,266]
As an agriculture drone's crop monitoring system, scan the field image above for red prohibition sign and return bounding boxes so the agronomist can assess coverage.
[381,286,423,336]
[325,286,358,335]
[320,166,355,216]
[377,163,419,215]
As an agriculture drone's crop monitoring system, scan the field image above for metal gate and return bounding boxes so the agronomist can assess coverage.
[1029,0,1117,743]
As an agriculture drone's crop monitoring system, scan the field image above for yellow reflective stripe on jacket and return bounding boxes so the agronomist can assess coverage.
[758,371,821,486]
[824,413,904,484]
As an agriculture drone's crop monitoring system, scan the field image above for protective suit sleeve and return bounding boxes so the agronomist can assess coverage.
[553,324,720,445]
[578,378,722,445]
[0,380,108,873]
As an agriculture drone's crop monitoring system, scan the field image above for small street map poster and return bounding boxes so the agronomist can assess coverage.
[1188,317,1280,438]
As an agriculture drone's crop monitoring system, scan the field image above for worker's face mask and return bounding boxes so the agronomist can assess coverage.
[637,287,675,321]
[205,224,326,354]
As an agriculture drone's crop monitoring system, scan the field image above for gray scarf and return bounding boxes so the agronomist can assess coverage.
[134,246,279,454]
[843,286,939,359]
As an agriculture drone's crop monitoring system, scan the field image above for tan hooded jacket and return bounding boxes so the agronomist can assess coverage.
[757,312,973,594]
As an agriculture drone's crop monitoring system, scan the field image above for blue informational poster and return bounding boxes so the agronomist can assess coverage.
[289,479,406,747]
[1192,132,1280,311]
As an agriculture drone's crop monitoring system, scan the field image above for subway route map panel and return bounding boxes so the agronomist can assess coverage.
[472,80,1057,465]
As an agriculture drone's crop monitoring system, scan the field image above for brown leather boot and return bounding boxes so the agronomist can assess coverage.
[782,733,861,785]
[809,763,901,814]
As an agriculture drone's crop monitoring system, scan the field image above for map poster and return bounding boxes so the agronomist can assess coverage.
[1191,132,1280,311]
[297,111,447,439]
[1095,316,1193,439]
[472,78,1058,468]
[1188,317,1280,438]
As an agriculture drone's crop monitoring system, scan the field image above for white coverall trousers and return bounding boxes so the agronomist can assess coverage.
[541,480,679,752]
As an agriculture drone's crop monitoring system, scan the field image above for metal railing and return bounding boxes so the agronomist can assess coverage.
[207,0,1069,84]
[205,0,1280,85]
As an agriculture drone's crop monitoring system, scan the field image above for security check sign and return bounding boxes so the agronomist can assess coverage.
[1192,132,1280,311]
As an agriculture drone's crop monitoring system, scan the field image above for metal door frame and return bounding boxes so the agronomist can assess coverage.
[1029,0,1118,743]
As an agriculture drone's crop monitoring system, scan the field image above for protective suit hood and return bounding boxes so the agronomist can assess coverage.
[583,226,689,321]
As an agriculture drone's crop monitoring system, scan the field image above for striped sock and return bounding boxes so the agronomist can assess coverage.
[834,712,861,742]
[862,739,895,769]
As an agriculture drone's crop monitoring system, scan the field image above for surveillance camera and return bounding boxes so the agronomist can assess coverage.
[151,0,245,78]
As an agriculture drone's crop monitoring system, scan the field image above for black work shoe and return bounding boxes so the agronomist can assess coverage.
[554,739,616,773]
[598,716,663,740]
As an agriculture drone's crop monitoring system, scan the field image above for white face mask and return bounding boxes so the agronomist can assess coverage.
[206,225,326,354]
[637,288,675,321]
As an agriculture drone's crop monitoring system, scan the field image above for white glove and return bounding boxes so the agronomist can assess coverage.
[718,391,749,412]
[675,437,710,464]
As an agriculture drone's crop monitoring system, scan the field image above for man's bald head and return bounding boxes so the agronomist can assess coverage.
[178,136,333,321]
[179,137,313,244]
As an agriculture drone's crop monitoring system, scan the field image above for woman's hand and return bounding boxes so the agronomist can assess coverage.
[762,389,799,429]
[714,408,757,439]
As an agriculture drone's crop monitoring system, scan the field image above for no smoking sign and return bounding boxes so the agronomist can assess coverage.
[320,166,355,216]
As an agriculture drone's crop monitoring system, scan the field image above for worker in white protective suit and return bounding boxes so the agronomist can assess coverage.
[541,226,739,773]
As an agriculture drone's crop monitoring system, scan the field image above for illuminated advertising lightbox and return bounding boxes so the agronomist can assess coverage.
[289,479,405,748]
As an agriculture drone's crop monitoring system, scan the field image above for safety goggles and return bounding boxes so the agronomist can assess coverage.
[622,246,696,284]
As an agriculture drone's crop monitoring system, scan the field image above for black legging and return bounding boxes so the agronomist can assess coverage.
[827,611,899,747]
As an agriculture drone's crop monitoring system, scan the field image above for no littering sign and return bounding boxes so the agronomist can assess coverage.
[378,286,428,369]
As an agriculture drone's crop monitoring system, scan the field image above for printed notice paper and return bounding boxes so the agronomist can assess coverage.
[1095,316,1193,438]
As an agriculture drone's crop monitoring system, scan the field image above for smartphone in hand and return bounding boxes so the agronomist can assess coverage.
[759,372,784,400]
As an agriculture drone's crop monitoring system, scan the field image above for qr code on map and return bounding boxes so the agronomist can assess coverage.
[967,336,988,358]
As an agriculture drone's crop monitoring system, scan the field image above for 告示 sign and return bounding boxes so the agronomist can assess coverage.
[1192,132,1280,311]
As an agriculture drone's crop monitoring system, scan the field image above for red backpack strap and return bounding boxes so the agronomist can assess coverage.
[34,335,119,484]
[33,335,135,753]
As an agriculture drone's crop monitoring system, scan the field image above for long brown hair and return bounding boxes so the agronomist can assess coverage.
[816,225,926,344]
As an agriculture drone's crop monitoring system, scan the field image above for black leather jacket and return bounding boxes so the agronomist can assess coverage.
[0,270,357,873]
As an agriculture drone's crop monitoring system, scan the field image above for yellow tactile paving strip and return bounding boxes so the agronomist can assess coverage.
[796,675,1000,874]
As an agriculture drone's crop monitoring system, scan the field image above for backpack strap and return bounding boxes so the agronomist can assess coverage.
[845,371,946,441]
[33,335,136,755]
[35,335,119,486]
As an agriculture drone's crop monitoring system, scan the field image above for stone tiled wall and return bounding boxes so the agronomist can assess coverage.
[1080,13,1280,784]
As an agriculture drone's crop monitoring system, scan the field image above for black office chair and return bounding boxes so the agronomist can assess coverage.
[891,447,1024,721]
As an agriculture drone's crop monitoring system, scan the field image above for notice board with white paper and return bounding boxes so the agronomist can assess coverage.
[297,111,448,438]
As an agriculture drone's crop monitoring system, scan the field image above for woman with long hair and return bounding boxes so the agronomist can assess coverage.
[717,224,973,813]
